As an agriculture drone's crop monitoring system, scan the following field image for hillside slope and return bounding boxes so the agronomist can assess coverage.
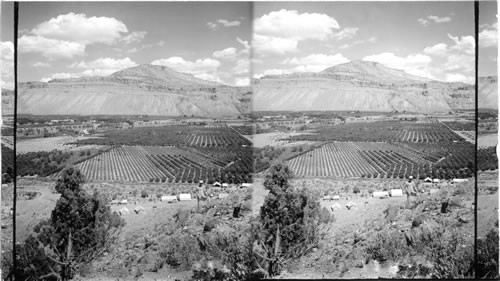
[253,60,474,113]
[18,64,251,117]
[479,76,498,110]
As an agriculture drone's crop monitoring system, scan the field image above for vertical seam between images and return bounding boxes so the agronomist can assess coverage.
[12,1,19,277]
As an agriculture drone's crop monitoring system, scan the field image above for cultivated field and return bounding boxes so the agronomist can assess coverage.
[17,135,104,154]
[478,133,498,148]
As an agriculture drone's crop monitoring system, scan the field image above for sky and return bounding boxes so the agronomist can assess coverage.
[0,1,497,90]
[1,2,251,88]
[253,1,491,84]
[479,1,498,77]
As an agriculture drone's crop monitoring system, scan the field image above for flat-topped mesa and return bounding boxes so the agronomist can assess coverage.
[17,64,250,117]
[253,60,474,113]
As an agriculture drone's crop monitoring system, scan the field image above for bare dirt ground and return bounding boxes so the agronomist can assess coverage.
[252,177,474,279]
[251,132,316,148]
[17,135,104,154]
[15,179,243,280]
[478,171,499,239]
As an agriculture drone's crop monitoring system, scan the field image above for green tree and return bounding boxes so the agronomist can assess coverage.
[15,167,125,280]
[256,163,328,276]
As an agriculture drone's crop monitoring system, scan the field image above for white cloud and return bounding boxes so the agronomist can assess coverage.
[418,15,452,26]
[255,9,339,40]
[40,72,80,82]
[423,43,448,56]
[69,57,138,75]
[151,57,221,83]
[445,73,468,83]
[33,62,51,67]
[1,41,14,89]
[428,15,451,23]
[120,31,147,44]
[207,22,217,30]
[254,9,344,56]
[233,58,249,75]
[40,57,137,82]
[32,13,128,45]
[19,35,86,59]
[363,52,432,72]
[479,22,498,48]
[234,77,250,86]
[236,37,250,51]
[207,19,241,30]
[213,47,237,59]
[217,19,241,27]
[254,68,294,79]
[417,18,429,26]
[332,27,359,40]
[19,13,146,59]
[253,34,299,55]
[447,34,475,55]
[283,53,350,72]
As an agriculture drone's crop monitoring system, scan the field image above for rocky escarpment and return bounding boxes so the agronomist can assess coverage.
[18,64,251,117]
[253,61,474,113]
[1,89,14,116]
[478,76,498,109]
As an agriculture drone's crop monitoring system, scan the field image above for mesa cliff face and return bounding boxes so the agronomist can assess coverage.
[18,64,251,117]
[478,76,498,109]
[253,61,474,113]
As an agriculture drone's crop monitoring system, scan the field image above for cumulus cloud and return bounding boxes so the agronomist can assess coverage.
[217,19,241,27]
[255,9,339,40]
[207,19,241,30]
[1,41,14,89]
[32,13,128,45]
[120,31,147,44]
[253,34,299,55]
[40,72,80,82]
[213,47,238,59]
[151,57,222,83]
[19,35,86,59]
[19,12,145,59]
[283,53,350,72]
[234,77,250,86]
[418,15,452,26]
[40,57,137,82]
[332,27,359,40]
[233,58,250,75]
[479,22,498,48]
[69,57,138,75]
[362,32,475,84]
[254,9,345,56]
[423,43,448,56]
[363,52,432,72]
[33,62,51,67]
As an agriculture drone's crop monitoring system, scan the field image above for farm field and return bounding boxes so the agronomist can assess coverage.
[478,133,498,148]
[289,120,466,143]
[453,131,475,144]
[77,125,252,147]
[287,141,475,179]
[53,145,253,184]
[17,135,105,154]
